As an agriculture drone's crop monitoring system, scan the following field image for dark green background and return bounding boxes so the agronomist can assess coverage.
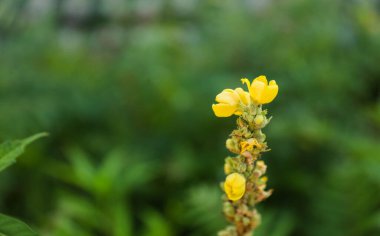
[0,0,379,235]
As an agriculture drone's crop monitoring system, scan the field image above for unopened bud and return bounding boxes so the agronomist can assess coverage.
[223,202,235,217]
[224,162,232,174]
[255,160,267,174]
[254,115,265,125]
[242,217,251,226]
[226,138,239,154]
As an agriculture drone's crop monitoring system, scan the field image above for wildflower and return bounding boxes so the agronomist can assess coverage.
[212,88,250,117]
[241,76,278,104]
[215,76,277,235]
[224,173,246,201]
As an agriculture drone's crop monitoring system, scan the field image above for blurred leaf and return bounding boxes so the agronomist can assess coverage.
[141,210,173,236]
[121,157,157,195]
[0,213,37,236]
[0,132,48,173]
[256,209,295,236]
[56,193,103,229]
[66,148,95,190]
[111,203,132,236]
[93,150,125,195]
[183,185,224,235]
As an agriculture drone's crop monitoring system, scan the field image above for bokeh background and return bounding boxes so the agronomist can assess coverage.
[0,0,380,235]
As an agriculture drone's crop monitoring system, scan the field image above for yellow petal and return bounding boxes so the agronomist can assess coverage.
[215,89,239,105]
[241,78,252,95]
[231,183,246,191]
[254,75,268,85]
[250,79,266,103]
[215,92,235,105]
[227,192,245,201]
[212,104,236,117]
[260,80,278,104]
[223,89,240,101]
[234,88,250,105]
[224,173,246,201]
[229,188,244,195]
[225,173,246,187]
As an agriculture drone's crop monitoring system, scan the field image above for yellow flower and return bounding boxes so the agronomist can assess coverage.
[241,75,278,104]
[240,138,262,154]
[212,88,250,117]
[224,173,246,201]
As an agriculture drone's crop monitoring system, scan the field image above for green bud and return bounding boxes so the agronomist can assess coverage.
[242,217,251,226]
[254,130,266,142]
[234,215,242,222]
[251,210,262,228]
[254,115,265,126]
[223,202,235,217]
[226,138,240,154]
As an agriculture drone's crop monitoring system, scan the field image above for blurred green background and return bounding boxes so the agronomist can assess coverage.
[0,0,380,235]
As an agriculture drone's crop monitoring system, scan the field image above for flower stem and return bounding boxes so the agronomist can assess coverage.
[219,105,272,236]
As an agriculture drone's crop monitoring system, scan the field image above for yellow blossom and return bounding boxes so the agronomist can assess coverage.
[224,173,246,201]
[212,88,250,117]
[241,75,278,104]
[240,138,262,154]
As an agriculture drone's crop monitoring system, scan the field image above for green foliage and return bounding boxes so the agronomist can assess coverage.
[0,133,48,173]
[0,133,46,236]
[39,148,157,236]
[0,214,37,236]
[140,210,173,236]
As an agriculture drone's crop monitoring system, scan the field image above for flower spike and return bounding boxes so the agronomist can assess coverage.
[213,75,278,236]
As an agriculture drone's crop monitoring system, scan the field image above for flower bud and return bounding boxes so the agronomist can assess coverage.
[242,217,251,226]
[226,138,240,154]
[223,202,235,217]
[251,210,262,228]
[254,115,265,126]
[224,162,232,174]
[254,130,266,143]
[255,160,267,174]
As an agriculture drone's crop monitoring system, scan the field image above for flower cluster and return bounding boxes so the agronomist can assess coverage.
[212,76,278,118]
[212,88,250,117]
[213,75,278,236]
